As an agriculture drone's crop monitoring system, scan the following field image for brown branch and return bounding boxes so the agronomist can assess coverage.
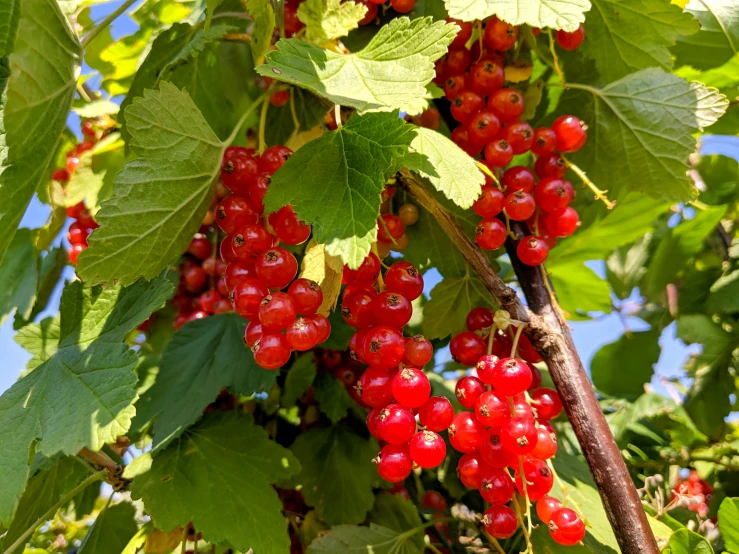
[399,169,659,554]
[79,447,131,492]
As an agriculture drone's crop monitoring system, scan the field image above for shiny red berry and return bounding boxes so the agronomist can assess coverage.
[449,18,473,48]
[545,207,580,237]
[449,411,485,453]
[377,214,405,243]
[449,331,486,366]
[365,326,405,368]
[451,91,484,124]
[343,252,380,286]
[504,190,536,221]
[392,368,431,408]
[452,125,483,157]
[536,496,563,524]
[480,466,514,505]
[410,430,446,468]
[556,24,585,51]
[341,289,375,328]
[482,505,517,539]
[259,292,296,331]
[232,278,269,319]
[287,278,323,314]
[286,317,319,351]
[532,127,557,156]
[375,443,412,482]
[475,390,510,427]
[531,425,558,460]
[307,313,331,343]
[457,452,489,489]
[488,88,524,123]
[404,335,434,366]
[475,353,498,384]
[467,307,494,332]
[469,60,505,96]
[358,366,395,407]
[506,121,534,154]
[468,112,501,146]
[480,428,518,468]
[473,186,505,218]
[484,139,514,167]
[517,236,550,266]
[372,291,412,328]
[484,17,518,51]
[534,178,574,213]
[549,507,586,545]
[259,145,293,173]
[455,375,485,409]
[475,218,507,250]
[418,396,454,431]
[272,205,311,245]
[385,261,424,300]
[552,115,587,152]
[501,166,535,194]
[378,403,416,444]
[493,357,533,396]
[529,388,563,420]
[501,416,538,455]
[255,247,298,289]
[253,330,291,369]
[515,458,553,500]
[534,152,567,179]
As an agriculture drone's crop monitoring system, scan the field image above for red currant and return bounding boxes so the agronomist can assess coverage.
[385,262,424,300]
[445,48,471,74]
[480,428,518,468]
[449,18,473,48]
[259,292,296,331]
[488,88,525,123]
[484,139,513,167]
[501,166,535,194]
[232,224,273,260]
[341,289,376,328]
[531,426,558,460]
[501,416,538,455]
[378,404,416,444]
[343,252,380,286]
[475,218,507,250]
[449,331,486,366]
[504,190,536,221]
[443,74,466,101]
[534,153,567,179]
[272,205,311,245]
[221,147,259,195]
[480,467,515,505]
[418,396,454,431]
[457,452,489,489]
[545,207,579,237]
[253,330,291,369]
[455,375,485,409]
[469,60,505,96]
[556,24,585,51]
[549,507,586,546]
[552,115,587,152]
[371,291,412,328]
[224,260,257,291]
[474,390,510,427]
[392,368,431,408]
[532,127,557,156]
[259,145,293,173]
[390,0,415,14]
[475,353,498,383]
[286,317,319,351]
[506,121,534,154]
[449,411,485,453]
[451,91,484,124]
[529,388,563,420]
[517,236,550,266]
[536,496,563,524]
[377,214,405,243]
[404,335,434,366]
[473,186,505,218]
[358,366,395,407]
[484,17,518,51]
[410,430,446,468]
[466,307,493,332]
[451,125,483,157]
[232,277,269,319]
[493,357,533,396]
[534,178,574,213]
[255,247,298,289]
[482,505,517,539]
[287,278,323,314]
[244,320,264,347]
[365,326,405,368]
[468,112,501,146]
[515,458,553,500]
[375,443,412,482]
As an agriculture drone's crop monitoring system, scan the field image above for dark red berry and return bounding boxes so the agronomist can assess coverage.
[451,125,483,157]
[488,88,524,123]
[287,278,323,314]
[445,48,471,74]
[449,18,473,48]
[385,261,424,300]
[473,186,505,218]
[371,291,412,328]
[534,153,567,179]
[517,236,550,266]
[449,331,486,366]
[255,247,298,289]
[224,260,256,291]
[455,375,485,409]
[484,139,513,167]
[504,190,536,221]
[253,330,291,369]
[343,252,380,286]
[484,17,518,51]
[467,307,494,332]
[272,205,311,245]
[501,166,535,194]
[259,145,293,173]
[457,452,489,489]
[556,24,585,51]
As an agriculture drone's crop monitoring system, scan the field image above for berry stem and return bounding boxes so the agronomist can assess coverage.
[223,32,252,42]
[378,215,399,246]
[482,530,506,554]
[547,458,588,523]
[371,243,386,291]
[511,491,534,554]
[517,456,534,538]
[562,156,615,209]
[258,90,272,155]
[289,88,301,130]
[546,30,567,89]
[334,104,343,129]
[510,323,525,358]
[225,90,271,146]
[486,325,495,355]
[81,0,138,48]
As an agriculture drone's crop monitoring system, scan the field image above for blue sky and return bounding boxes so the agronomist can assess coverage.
[0,2,736,409]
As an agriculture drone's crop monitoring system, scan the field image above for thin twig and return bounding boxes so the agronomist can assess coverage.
[258,93,271,154]
[226,91,271,146]
[511,323,525,358]
[81,0,138,48]
[546,30,567,89]
[547,459,587,522]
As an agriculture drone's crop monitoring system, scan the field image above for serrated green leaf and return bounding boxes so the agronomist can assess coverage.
[159,24,238,80]
[0,0,80,266]
[706,269,739,313]
[78,502,138,554]
[65,134,125,214]
[246,0,275,64]
[291,424,378,525]
[404,128,483,209]
[298,0,367,45]
[1,456,89,552]
[606,236,650,300]
[367,492,424,552]
[257,17,457,115]
[718,498,739,552]
[282,354,317,408]
[580,0,698,82]
[0,0,20,56]
[422,274,495,340]
[265,112,415,268]
[663,528,714,554]
[0,277,173,525]
[314,373,354,423]
[0,228,38,326]
[129,412,301,554]
[591,330,661,399]
[560,69,728,202]
[14,316,60,370]
[444,0,589,31]
[307,524,419,554]
[78,83,226,286]
[133,313,276,451]
[24,247,68,326]
[548,262,611,319]
[674,0,739,71]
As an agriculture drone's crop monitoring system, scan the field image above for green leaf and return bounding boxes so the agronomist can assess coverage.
[561,69,728,202]
[314,373,354,423]
[0,0,20,56]
[718,498,739,552]
[677,314,738,439]
[134,313,276,451]
[422,274,495,339]
[444,0,589,31]
[404,128,484,209]
[291,424,378,525]
[23,247,68,327]
[0,277,172,525]
[0,0,80,265]
[591,330,661,398]
[674,0,739,70]
[265,112,415,268]
[548,194,668,265]
[644,205,727,296]
[606,236,650,300]
[206,0,227,28]
[246,0,275,63]
[282,354,317,408]
[0,228,37,325]
[78,502,139,554]
[78,82,226,286]
[298,0,367,45]
[257,17,457,115]
[580,0,698,82]
[307,524,421,554]
[663,528,714,554]
[128,412,300,554]
[158,25,238,81]
[706,270,739,313]
[548,262,611,319]
[65,134,125,214]
[1,456,89,552]
[367,492,424,551]
[14,315,60,370]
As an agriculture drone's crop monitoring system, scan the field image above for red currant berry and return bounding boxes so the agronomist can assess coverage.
[475,218,507,250]
[371,291,412,328]
[219,237,238,263]
[457,452,489,488]
[534,178,574,213]
[255,247,298,289]
[445,48,471,74]
[515,458,553,500]
[287,278,323,314]
[232,224,273,260]
[259,292,296,331]
[544,207,579,237]
[404,335,434,366]
[375,443,412,482]
[385,261,424,300]
[449,411,485,453]
[224,260,256,291]
[480,428,518,468]
[422,490,447,511]
[341,289,375,328]
[349,328,370,363]
[475,353,498,384]
[469,60,505,96]
[418,396,454,431]
[549,508,586,546]
[468,112,501,147]
[473,186,505,218]
[455,375,485,409]
[529,363,543,390]
[69,243,86,265]
[443,74,466,101]
[449,331,486,366]
[534,153,567,179]
[343,252,380,286]
[556,24,585,51]
[484,139,514,167]
[532,127,557,156]
[451,91,484,124]
[504,190,536,221]
[365,326,405,368]
[531,426,558,460]
[484,17,518,51]
[529,388,563,420]
[378,404,416,444]
[410,430,446,468]
[244,320,264,347]
[232,277,269,319]
[253,330,291,369]
[367,407,383,438]
[187,237,213,260]
[517,236,550,266]
[197,290,222,313]
[269,90,289,107]
[501,166,535,194]
[536,496,563,525]
[357,0,377,23]
[53,168,71,182]
[482,505,517,539]
[271,205,311,245]
[390,0,415,13]
[501,416,538,455]
[467,307,494,332]
[259,145,293,173]
[377,214,405,243]
[492,357,532,396]
[488,88,524,123]
[286,317,319,351]
[449,18,473,48]
[451,125,483,157]
[284,1,304,35]
[480,467,515,505]
[246,173,271,214]
[552,115,587,152]
[505,121,534,154]
[358,366,395,407]
[474,390,510,427]
[183,266,207,292]
[67,222,90,246]
[221,147,259,195]
[392,368,431,408]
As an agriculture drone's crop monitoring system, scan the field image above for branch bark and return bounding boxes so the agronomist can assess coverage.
[399,169,659,554]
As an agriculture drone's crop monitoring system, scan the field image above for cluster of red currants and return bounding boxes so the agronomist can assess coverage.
[449,306,585,545]
[435,18,586,266]
[376,184,420,258]
[216,145,329,370]
[672,470,713,518]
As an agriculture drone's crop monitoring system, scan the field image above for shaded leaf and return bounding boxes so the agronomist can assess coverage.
[78,502,138,554]
[298,0,367,45]
[674,0,739,70]
[591,330,661,398]
[314,373,354,423]
[422,274,495,339]
[282,354,317,408]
